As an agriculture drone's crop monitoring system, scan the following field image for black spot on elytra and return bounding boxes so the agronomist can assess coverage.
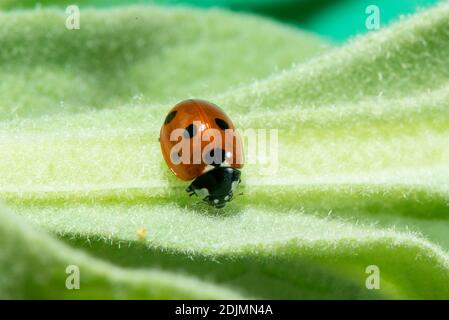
[184,124,197,138]
[215,118,229,130]
[164,110,177,124]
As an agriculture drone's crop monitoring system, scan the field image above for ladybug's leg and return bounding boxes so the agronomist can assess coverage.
[186,185,197,197]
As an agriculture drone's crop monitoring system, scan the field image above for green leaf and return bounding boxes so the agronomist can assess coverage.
[1,4,449,299]
[0,6,329,120]
[0,205,246,299]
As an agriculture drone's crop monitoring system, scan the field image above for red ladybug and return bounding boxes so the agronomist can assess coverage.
[160,99,243,208]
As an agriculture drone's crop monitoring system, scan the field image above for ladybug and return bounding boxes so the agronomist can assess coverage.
[160,99,244,208]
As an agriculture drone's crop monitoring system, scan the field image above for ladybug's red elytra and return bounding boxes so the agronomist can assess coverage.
[160,99,244,208]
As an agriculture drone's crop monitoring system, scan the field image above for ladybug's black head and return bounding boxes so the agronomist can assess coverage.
[186,167,241,208]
